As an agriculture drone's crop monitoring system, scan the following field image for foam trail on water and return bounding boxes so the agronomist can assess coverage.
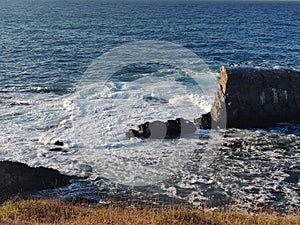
[50,67,219,185]
[0,62,220,184]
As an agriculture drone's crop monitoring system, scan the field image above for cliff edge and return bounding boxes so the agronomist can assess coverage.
[195,66,300,129]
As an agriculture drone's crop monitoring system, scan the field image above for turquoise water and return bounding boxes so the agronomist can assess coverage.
[0,0,300,211]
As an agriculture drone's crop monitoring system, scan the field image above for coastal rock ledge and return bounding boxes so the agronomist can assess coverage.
[195,66,300,129]
[0,161,75,203]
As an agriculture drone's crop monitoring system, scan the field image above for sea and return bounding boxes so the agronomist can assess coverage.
[0,0,300,212]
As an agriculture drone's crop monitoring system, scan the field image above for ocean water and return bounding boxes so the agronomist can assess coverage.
[1,0,300,211]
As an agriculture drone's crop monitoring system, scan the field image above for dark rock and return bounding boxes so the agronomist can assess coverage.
[178,118,197,135]
[127,118,196,139]
[143,95,168,104]
[126,129,143,138]
[196,66,300,129]
[194,112,212,129]
[49,147,66,152]
[283,170,300,184]
[54,140,64,146]
[10,102,30,106]
[0,161,75,203]
[284,166,300,184]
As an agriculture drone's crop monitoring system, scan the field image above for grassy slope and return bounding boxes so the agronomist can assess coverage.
[0,199,299,225]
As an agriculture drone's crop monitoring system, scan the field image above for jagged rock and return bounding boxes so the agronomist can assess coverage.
[126,118,196,139]
[196,66,300,129]
[194,112,212,129]
[0,161,75,203]
[54,140,64,146]
[49,147,66,152]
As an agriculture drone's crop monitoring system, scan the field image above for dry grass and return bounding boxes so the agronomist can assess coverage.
[0,199,299,225]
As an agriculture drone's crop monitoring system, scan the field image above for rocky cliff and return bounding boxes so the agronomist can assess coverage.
[195,66,300,129]
[0,161,75,203]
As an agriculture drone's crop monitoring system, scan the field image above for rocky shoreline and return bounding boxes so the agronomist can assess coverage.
[1,65,300,207]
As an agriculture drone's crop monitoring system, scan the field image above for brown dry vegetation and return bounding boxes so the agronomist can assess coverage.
[0,199,299,225]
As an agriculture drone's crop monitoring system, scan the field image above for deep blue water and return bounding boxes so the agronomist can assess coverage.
[1,0,300,211]
[1,0,299,93]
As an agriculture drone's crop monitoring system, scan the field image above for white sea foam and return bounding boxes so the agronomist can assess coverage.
[1,68,299,210]
[0,68,219,186]
[60,71,217,185]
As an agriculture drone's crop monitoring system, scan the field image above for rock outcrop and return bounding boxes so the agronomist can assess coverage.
[0,161,75,203]
[195,66,300,129]
[126,118,196,139]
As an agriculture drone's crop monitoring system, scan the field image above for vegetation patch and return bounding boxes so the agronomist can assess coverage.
[0,199,299,225]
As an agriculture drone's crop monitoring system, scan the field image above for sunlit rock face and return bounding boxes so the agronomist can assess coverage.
[196,66,300,129]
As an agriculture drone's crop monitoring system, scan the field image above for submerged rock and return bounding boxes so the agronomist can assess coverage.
[54,140,64,146]
[143,95,169,104]
[0,161,75,203]
[49,140,67,152]
[196,66,300,129]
